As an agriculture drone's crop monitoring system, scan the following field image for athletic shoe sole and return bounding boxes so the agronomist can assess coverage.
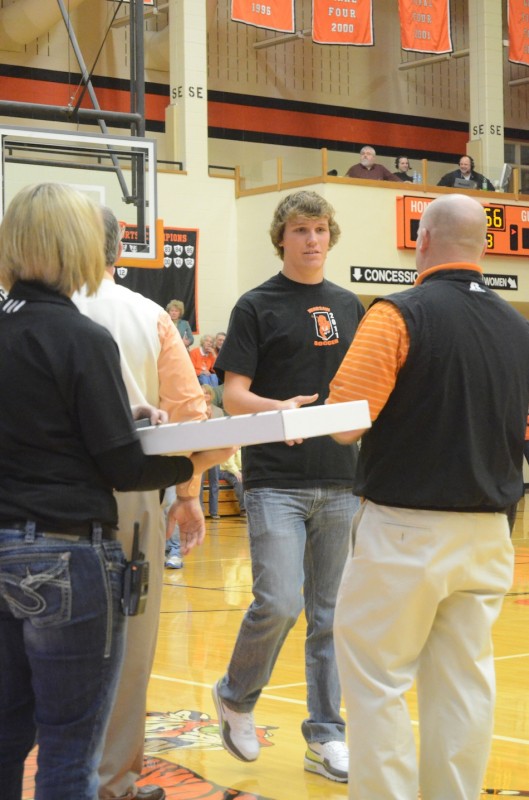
[304,749,348,783]
[165,559,183,569]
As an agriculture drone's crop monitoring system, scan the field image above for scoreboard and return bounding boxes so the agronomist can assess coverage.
[396,196,529,256]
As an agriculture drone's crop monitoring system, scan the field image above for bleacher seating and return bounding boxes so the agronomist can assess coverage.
[202,478,241,516]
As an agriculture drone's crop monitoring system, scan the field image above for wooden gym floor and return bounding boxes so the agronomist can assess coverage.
[23,501,529,799]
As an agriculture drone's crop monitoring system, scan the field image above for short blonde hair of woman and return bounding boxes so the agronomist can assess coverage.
[166,299,184,316]
[0,182,105,296]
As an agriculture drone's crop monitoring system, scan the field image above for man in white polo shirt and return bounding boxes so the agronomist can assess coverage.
[74,207,207,800]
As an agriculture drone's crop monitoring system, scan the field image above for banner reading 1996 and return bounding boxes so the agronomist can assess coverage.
[398,0,453,55]
[231,0,295,33]
[312,0,373,46]
[508,0,529,67]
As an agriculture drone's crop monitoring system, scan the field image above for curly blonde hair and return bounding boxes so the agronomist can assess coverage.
[269,190,341,260]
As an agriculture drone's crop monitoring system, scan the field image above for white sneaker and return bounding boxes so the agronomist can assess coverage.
[212,680,259,762]
[304,740,348,783]
[165,554,183,569]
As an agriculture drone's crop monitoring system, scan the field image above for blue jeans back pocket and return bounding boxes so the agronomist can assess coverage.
[0,551,71,627]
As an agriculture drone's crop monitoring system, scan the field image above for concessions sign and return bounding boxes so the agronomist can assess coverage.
[398,0,453,55]
[312,0,374,46]
[508,0,529,66]
[231,0,295,32]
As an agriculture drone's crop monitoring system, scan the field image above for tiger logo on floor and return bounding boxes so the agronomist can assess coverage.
[22,710,276,800]
[144,709,275,755]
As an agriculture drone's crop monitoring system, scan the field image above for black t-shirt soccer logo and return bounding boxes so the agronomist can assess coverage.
[309,306,339,347]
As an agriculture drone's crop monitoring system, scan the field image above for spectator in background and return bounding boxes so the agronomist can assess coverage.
[219,450,246,517]
[393,156,414,182]
[437,155,495,191]
[214,332,227,390]
[346,146,401,182]
[200,385,224,520]
[190,334,219,387]
[166,299,194,350]
[214,332,226,357]
[163,489,183,570]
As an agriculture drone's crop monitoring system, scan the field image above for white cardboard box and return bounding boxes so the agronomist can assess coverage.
[137,400,370,455]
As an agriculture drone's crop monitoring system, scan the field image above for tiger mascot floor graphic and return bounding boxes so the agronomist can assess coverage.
[20,708,528,798]
[22,709,276,800]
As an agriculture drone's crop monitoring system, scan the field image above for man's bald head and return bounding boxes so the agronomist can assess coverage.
[415,194,488,274]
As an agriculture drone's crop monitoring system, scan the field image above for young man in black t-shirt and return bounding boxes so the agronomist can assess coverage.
[212,190,364,783]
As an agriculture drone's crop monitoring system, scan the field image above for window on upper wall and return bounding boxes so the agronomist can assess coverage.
[503,142,529,192]
[520,146,529,166]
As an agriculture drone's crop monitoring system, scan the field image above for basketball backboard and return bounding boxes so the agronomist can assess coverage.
[0,125,161,265]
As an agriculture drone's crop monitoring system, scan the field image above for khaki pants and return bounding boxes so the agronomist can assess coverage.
[334,500,514,800]
[98,490,165,800]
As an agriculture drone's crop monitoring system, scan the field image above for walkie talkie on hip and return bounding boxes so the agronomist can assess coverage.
[121,522,149,616]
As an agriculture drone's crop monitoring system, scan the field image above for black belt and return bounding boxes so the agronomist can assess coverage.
[0,520,116,540]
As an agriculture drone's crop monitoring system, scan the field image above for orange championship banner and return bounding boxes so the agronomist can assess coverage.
[508,0,529,66]
[312,0,373,46]
[398,0,453,55]
[231,0,295,33]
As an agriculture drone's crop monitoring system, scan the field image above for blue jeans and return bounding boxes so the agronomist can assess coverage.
[165,528,181,558]
[217,486,358,743]
[198,373,219,387]
[163,486,181,557]
[219,469,245,512]
[201,466,219,516]
[0,526,126,800]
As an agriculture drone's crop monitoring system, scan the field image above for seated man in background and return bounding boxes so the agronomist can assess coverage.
[437,155,495,191]
[346,145,401,181]
[393,156,414,182]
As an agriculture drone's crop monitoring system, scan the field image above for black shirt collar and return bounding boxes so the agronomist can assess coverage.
[7,280,77,309]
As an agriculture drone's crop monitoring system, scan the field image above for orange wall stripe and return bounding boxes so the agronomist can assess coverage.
[208,101,467,154]
[0,76,167,122]
[0,73,467,155]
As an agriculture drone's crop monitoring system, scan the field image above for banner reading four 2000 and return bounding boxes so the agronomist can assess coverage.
[312,0,373,46]
[231,0,295,32]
